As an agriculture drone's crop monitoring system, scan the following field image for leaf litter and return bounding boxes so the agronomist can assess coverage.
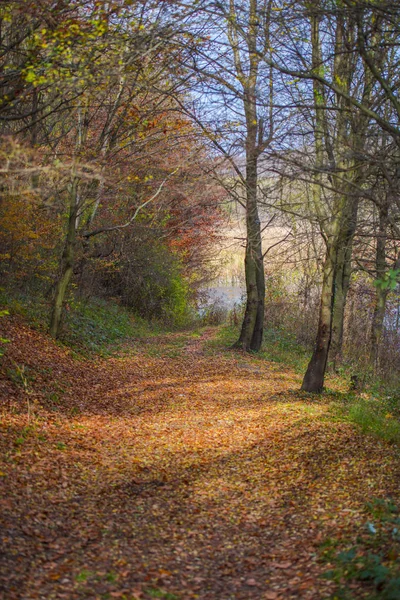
[1,317,400,599]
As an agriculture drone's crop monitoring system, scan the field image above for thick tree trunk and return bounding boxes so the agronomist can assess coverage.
[250,248,265,350]
[229,0,265,351]
[236,244,259,350]
[301,242,337,392]
[329,197,359,367]
[234,154,265,351]
[301,10,335,392]
[49,180,79,339]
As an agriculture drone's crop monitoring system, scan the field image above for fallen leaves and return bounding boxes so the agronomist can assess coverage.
[264,592,279,600]
[272,561,292,569]
[1,319,400,599]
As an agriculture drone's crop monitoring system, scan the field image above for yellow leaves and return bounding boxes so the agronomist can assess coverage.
[334,74,346,89]
[126,174,152,183]
[158,568,172,576]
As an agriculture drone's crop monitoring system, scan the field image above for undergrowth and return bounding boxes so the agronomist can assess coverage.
[0,288,162,357]
[320,498,400,599]
[206,323,311,372]
[329,396,400,445]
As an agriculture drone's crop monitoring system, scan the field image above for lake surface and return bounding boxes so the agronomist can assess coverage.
[199,285,245,312]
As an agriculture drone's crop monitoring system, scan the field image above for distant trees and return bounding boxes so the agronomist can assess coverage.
[0,0,223,335]
[256,0,400,390]
[1,0,400,388]
[179,0,282,350]
[186,0,400,388]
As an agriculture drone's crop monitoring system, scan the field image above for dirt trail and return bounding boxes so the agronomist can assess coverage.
[1,323,400,600]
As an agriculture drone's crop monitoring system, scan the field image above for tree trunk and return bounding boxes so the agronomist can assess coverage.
[329,197,359,367]
[236,243,259,350]
[234,154,265,351]
[250,245,265,351]
[228,0,266,352]
[301,8,335,392]
[371,287,388,371]
[370,203,389,369]
[49,179,79,338]
[301,241,337,392]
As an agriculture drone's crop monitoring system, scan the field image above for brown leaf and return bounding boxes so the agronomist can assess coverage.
[272,561,292,569]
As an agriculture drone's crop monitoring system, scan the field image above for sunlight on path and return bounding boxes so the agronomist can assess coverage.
[1,328,400,600]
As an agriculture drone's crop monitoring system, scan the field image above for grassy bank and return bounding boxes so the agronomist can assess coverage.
[0,288,161,357]
[208,323,400,446]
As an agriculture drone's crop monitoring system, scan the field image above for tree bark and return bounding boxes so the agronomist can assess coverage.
[301,241,337,392]
[49,179,79,339]
[250,241,265,350]
[234,125,265,351]
[329,197,359,367]
[230,0,265,351]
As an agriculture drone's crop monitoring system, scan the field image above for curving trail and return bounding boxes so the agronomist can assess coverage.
[1,322,400,600]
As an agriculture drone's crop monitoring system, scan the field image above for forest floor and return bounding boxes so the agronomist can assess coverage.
[1,318,400,600]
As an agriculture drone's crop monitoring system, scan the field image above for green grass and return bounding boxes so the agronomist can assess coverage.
[203,323,238,351]
[0,288,163,357]
[61,296,140,356]
[259,327,310,373]
[329,397,400,444]
[146,588,179,600]
[206,323,310,372]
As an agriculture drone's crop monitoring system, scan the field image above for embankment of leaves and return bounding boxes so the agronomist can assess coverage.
[0,288,163,357]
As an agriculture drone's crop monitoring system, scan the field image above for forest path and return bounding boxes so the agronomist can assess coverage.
[1,323,400,600]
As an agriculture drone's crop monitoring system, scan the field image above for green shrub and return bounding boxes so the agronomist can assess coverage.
[0,308,10,358]
[93,234,193,328]
[320,499,400,599]
[161,270,193,328]
[60,296,137,354]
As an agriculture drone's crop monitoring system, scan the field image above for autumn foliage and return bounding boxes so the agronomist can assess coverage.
[0,1,224,331]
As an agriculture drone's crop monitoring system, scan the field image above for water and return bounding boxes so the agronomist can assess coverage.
[199,285,245,314]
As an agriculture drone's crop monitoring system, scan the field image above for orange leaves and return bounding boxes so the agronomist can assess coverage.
[1,321,400,599]
[0,195,61,278]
